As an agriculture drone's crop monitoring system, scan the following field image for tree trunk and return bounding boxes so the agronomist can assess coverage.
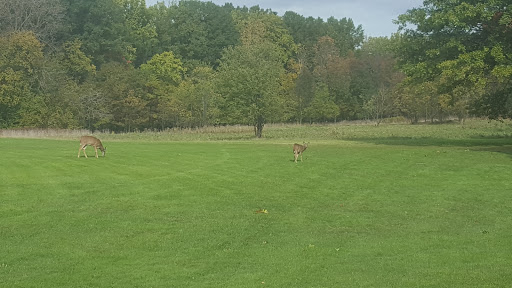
[255,115,264,138]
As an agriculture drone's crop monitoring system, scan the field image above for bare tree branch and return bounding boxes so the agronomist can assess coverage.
[0,0,65,48]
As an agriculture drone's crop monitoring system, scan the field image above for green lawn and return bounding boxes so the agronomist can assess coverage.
[1,121,512,287]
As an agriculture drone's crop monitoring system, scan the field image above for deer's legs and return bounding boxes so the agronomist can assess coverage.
[78,145,88,158]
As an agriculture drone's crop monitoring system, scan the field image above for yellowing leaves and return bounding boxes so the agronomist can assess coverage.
[140,51,186,85]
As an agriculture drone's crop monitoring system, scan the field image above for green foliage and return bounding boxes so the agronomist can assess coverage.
[61,0,132,66]
[140,51,185,85]
[363,87,396,124]
[282,16,367,122]
[154,0,239,68]
[157,66,220,129]
[116,0,159,66]
[0,31,44,75]
[74,82,110,131]
[216,40,285,137]
[283,11,364,55]
[325,17,365,55]
[234,8,297,63]
[304,83,339,122]
[292,60,315,124]
[215,8,297,137]
[0,32,44,127]
[396,0,512,120]
[59,39,96,83]
[96,62,149,132]
[0,68,27,107]
[18,93,78,129]
[139,51,188,129]
[0,0,450,130]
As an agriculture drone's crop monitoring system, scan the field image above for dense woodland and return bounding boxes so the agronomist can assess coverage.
[0,0,511,136]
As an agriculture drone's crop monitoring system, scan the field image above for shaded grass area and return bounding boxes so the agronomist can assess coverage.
[1,121,512,287]
[265,119,512,146]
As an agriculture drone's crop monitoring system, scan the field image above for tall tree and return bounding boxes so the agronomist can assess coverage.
[58,39,96,84]
[140,51,185,85]
[325,16,364,55]
[305,83,339,122]
[96,62,148,132]
[311,36,342,120]
[214,9,296,137]
[140,51,185,128]
[358,37,403,122]
[216,14,288,137]
[116,0,159,66]
[163,66,218,128]
[0,31,80,128]
[233,6,297,62]
[0,32,43,127]
[293,58,315,124]
[216,41,285,137]
[153,0,238,69]
[395,0,512,120]
[61,0,132,67]
[282,11,364,55]
[283,12,326,48]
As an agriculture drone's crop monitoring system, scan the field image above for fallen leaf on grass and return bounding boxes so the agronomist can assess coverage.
[255,209,268,214]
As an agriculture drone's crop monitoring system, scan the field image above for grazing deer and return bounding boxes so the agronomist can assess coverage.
[293,142,309,163]
[78,136,106,158]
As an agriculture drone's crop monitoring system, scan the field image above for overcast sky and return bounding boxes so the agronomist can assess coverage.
[145,0,424,37]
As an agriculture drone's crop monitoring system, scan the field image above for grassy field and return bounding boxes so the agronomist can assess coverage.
[1,120,512,287]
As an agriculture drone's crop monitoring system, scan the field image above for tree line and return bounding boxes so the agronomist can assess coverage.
[0,0,510,136]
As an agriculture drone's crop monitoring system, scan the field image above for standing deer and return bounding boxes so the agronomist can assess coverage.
[78,136,106,158]
[293,142,309,163]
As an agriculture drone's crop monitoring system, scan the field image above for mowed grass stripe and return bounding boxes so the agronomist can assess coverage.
[1,137,511,287]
